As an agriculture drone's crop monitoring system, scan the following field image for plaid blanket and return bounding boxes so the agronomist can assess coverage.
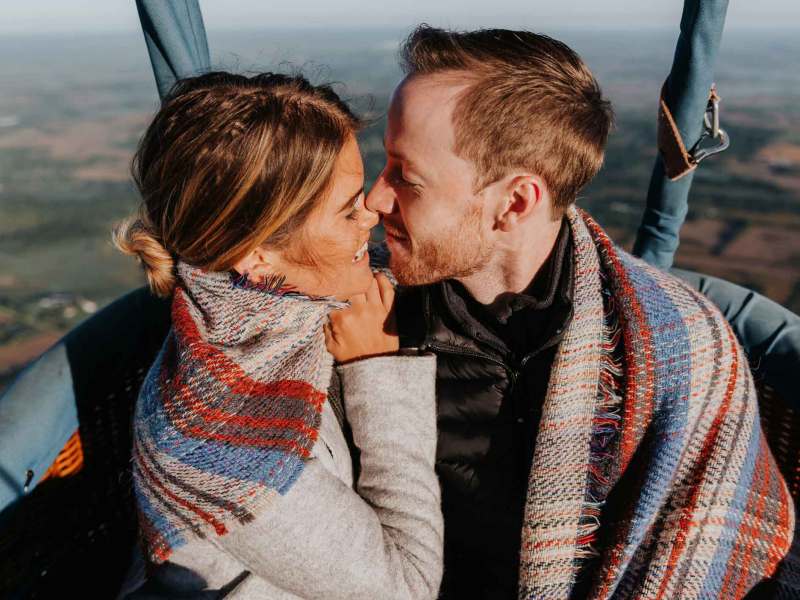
[131,262,343,564]
[518,207,795,599]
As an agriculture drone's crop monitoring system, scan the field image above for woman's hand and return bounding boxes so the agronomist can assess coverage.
[324,273,399,363]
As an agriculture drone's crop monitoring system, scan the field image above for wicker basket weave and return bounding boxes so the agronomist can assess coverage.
[0,288,170,599]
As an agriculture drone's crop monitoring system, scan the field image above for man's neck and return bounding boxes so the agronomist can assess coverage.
[457,216,563,305]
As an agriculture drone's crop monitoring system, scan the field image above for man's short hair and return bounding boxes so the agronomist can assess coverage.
[400,25,614,210]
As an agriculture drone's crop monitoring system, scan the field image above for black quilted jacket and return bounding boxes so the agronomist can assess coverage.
[396,221,574,599]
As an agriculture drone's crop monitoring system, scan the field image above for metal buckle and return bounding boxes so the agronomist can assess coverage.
[689,84,730,164]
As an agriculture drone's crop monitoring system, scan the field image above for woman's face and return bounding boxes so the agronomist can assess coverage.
[273,135,378,301]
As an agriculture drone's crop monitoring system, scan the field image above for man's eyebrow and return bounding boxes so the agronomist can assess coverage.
[383,137,406,161]
[383,142,423,173]
[339,187,364,213]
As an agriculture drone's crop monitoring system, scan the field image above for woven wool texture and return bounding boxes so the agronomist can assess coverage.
[132,262,344,564]
[517,208,795,599]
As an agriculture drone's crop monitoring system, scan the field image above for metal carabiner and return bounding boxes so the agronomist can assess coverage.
[23,468,34,493]
[690,84,730,164]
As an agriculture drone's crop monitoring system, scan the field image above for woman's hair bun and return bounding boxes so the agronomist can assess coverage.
[112,216,175,298]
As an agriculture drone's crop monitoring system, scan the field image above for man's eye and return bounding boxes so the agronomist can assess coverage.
[389,170,415,188]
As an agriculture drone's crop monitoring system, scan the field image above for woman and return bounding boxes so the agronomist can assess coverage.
[113,71,442,599]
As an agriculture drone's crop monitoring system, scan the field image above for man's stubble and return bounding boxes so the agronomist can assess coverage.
[390,199,493,287]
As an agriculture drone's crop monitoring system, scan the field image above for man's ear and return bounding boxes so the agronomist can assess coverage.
[232,245,279,282]
[496,175,544,232]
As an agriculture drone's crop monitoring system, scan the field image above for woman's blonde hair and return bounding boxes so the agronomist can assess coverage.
[113,71,361,297]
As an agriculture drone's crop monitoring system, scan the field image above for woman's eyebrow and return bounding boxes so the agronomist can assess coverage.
[339,187,364,213]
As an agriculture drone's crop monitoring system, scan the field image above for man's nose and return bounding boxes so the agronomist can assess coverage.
[365,173,396,215]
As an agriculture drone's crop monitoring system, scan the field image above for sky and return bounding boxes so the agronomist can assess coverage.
[0,0,798,34]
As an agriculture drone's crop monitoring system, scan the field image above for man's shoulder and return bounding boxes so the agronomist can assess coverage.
[610,248,755,425]
[616,245,712,302]
[576,209,730,338]
[612,247,752,409]
[612,246,735,346]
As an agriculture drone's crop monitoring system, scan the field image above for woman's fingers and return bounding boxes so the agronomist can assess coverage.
[375,273,395,313]
[325,274,400,362]
[365,275,381,306]
[349,293,367,305]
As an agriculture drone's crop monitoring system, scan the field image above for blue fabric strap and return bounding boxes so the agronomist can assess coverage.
[633,0,729,269]
[135,0,211,100]
[0,343,78,512]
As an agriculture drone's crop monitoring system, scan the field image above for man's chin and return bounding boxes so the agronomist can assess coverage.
[389,255,444,287]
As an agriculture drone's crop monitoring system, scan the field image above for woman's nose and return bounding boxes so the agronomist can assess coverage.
[360,205,380,230]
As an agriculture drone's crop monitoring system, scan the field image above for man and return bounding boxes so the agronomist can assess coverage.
[365,26,795,599]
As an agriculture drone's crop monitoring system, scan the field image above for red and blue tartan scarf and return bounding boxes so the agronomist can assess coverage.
[517,208,795,598]
[132,262,344,564]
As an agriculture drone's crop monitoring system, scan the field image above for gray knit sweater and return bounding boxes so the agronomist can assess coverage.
[120,354,442,599]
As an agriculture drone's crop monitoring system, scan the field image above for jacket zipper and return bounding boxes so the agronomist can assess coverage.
[421,341,553,423]
[418,285,564,394]
[420,340,520,394]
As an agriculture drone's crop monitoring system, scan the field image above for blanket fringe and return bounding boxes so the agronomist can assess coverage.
[231,271,293,295]
[575,282,624,561]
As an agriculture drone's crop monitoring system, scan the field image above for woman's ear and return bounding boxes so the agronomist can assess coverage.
[495,175,544,232]
[232,246,279,283]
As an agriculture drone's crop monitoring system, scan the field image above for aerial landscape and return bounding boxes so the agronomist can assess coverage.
[1,27,799,389]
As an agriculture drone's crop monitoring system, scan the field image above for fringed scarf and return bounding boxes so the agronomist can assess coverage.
[132,262,345,564]
[517,207,795,599]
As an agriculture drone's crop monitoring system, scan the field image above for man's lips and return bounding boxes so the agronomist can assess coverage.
[384,227,408,241]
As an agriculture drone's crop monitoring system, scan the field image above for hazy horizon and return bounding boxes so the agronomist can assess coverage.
[1,0,798,34]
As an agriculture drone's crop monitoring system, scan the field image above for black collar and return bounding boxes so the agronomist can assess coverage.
[415,217,575,362]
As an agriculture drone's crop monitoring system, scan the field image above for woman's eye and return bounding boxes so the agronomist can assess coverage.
[346,194,364,221]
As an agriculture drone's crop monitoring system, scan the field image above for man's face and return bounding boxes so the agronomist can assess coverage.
[365,74,495,286]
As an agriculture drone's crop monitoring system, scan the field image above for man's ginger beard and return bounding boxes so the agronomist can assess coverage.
[390,200,493,286]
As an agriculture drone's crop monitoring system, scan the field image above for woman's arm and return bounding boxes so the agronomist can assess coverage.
[213,353,443,599]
